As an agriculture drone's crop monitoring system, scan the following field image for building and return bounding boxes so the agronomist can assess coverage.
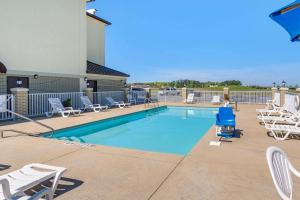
[0,0,129,94]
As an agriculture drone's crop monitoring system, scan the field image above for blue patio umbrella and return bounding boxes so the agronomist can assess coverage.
[270,0,300,42]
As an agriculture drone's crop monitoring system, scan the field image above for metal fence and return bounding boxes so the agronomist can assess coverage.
[0,89,278,120]
[0,94,15,121]
[189,90,224,103]
[156,90,183,102]
[150,88,272,104]
[29,92,84,117]
[93,91,125,105]
[128,90,147,104]
[230,91,272,104]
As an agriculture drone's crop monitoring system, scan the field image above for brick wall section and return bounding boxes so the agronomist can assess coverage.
[96,79,124,91]
[11,88,29,116]
[0,75,125,94]
[0,75,7,94]
[29,76,80,93]
[0,75,80,94]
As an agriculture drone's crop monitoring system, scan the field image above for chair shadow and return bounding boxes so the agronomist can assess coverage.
[0,164,11,171]
[267,131,300,140]
[234,129,244,138]
[27,177,84,198]
[54,177,84,198]
[219,129,243,142]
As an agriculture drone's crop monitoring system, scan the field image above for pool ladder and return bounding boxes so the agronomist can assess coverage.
[0,96,55,138]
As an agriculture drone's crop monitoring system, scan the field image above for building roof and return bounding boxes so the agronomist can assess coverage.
[0,61,7,73]
[87,61,129,77]
[86,12,112,25]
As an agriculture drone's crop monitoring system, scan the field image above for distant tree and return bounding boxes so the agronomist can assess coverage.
[220,80,242,86]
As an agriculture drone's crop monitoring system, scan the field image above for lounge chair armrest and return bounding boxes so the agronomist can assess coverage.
[93,104,101,107]
[25,163,67,173]
[0,178,12,199]
[28,188,52,200]
[289,161,300,178]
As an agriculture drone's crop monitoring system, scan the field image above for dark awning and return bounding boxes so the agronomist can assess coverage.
[87,61,129,77]
[86,12,112,25]
[0,61,7,73]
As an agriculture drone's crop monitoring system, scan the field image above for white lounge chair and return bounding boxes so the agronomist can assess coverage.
[211,96,221,105]
[185,93,195,104]
[256,103,288,117]
[0,163,66,200]
[259,110,300,125]
[105,97,130,108]
[46,98,81,118]
[80,96,108,112]
[265,119,300,140]
[265,99,280,110]
[266,146,300,200]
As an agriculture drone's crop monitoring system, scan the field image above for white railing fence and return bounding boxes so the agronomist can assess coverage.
[0,94,15,121]
[156,90,183,102]
[1,89,296,121]
[93,91,125,105]
[29,92,84,117]
[128,90,147,104]
[189,90,224,103]
[230,91,272,104]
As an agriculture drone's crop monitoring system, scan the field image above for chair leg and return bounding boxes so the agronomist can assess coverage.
[94,107,100,113]
[61,112,70,118]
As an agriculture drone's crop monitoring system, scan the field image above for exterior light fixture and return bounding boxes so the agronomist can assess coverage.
[33,74,38,79]
[84,77,88,82]
[282,80,286,87]
[272,82,276,88]
[16,79,22,87]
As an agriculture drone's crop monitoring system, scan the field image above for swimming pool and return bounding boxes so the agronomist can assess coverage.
[45,106,217,155]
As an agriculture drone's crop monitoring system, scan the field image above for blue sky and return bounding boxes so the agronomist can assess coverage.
[87,0,300,86]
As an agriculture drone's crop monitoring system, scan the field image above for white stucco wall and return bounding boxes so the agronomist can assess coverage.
[87,16,106,66]
[0,0,87,77]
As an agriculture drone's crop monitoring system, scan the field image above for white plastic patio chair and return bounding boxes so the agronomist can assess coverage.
[80,96,108,112]
[185,93,195,104]
[211,96,221,105]
[105,97,130,108]
[265,119,300,141]
[46,98,81,118]
[266,146,300,200]
[0,163,66,200]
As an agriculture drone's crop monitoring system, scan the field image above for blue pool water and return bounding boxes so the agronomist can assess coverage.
[45,106,217,155]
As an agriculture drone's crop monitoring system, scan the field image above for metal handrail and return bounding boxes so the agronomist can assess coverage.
[144,98,159,108]
[0,96,55,138]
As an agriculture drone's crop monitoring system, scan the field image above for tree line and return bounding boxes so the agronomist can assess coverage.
[141,80,242,88]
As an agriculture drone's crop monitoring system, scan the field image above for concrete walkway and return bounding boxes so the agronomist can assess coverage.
[0,104,300,199]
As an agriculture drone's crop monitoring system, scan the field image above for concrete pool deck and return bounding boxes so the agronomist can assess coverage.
[0,103,300,199]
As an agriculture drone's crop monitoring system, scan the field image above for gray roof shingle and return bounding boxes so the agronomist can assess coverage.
[87,61,129,77]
